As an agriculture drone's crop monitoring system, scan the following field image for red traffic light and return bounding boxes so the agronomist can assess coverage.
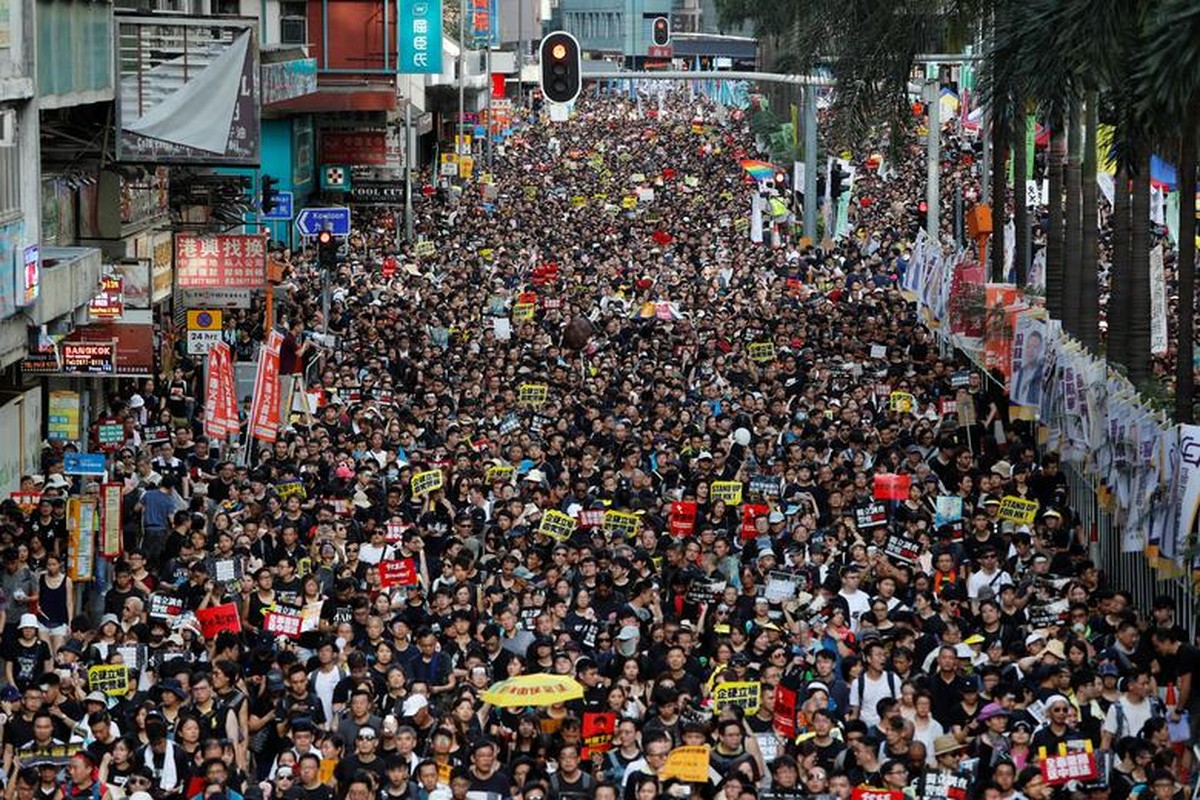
[918,201,928,214]
[652,17,670,47]
[317,230,333,245]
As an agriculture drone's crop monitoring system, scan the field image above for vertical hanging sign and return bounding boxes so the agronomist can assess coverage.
[399,0,443,74]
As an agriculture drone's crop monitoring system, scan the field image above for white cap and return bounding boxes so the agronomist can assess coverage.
[402,694,429,717]
[18,614,38,629]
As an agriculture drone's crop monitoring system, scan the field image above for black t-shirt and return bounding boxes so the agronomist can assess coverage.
[10,639,49,689]
[468,769,510,800]
[3,713,36,751]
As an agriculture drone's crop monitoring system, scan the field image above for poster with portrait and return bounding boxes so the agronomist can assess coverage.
[1010,313,1048,409]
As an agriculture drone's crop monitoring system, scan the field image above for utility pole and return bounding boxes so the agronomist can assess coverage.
[803,84,817,241]
[458,0,466,151]
[924,78,940,240]
[517,0,524,106]
[404,100,414,242]
[486,46,494,168]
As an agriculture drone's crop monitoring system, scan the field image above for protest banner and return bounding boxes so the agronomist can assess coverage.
[88,665,129,697]
[873,473,911,501]
[581,712,616,759]
[385,521,412,543]
[710,480,743,506]
[921,772,969,800]
[602,510,641,539]
[854,502,889,529]
[686,576,726,604]
[518,383,549,406]
[264,610,303,639]
[669,501,697,536]
[773,684,798,739]
[1039,743,1098,786]
[749,474,781,498]
[997,495,1039,524]
[411,470,444,497]
[414,240,436,257]
[764,571,800,603]
[379,558,419,588]
[210,557,242,584]
[512,302,536,321]
[935,495,963,526]
[889,391,916,413]
[577,509,605,529]
[196,603,242,638]
[661,745,711,782]
[485,465,514,484]
[713,681,761,714]
[539,509,577,541]
[275,480,306,500]
[148,593,183,621]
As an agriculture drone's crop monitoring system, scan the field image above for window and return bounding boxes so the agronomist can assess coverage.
[0,111,19,221]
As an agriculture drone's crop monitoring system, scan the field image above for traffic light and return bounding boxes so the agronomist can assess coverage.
[261,174,279,215]
[831,165,852,202]
[539,32,581,105]
[652,16,670,46]
[317,230,337,271]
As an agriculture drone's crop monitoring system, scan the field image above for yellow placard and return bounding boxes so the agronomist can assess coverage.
[512,302,536,321]
[88,665,129,697]
[539,510,578,542]
[592,192,608,201]
[602,510,641,539]
[748,342,777,362]
[710,481,743,506]
[661,745,711,782]
[479,247,494,261]
[998,495,1039,525]
[411,470,444,498]
[523,185,538,200]
[319,759,338,785]
[621,195,638,210]
[713,681,761,714]
[734,216,750,232]
[518,383,549,406]
[889,391,916,413]
[571,195,587,209]
[415,240,435,257]
[485,465,515,484]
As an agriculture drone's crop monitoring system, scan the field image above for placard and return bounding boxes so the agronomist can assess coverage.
[88,665,129,696]
[854,502,889,529]
[997,495,1039,525]
[873,473,911,501]
[263,610,302,639]
[411,470,444,497]
[196,602,242,638]
[148,592,183,620]
[748,342,777,362]
[512,302,536,321]
[713,681,761,714]
[934,496,963,525]
[669,501,697,536]
[661,745,711,783]
[686,576,726,604]
[210,557,242,583]
[518,384,548,406]
[748,474,781,498]
[764,571,800,603]
[601,510,641,539]
[538,509,577,541]
[576,509,605,529]
[851,788,905,800]
[889,391,916,413]
[10,492,41,515]
[773,685,798,738]
[883,533,921,564]
[581,712,616,759]
[710,481,743,506]
[379,558,419,588]
[485,465,514,484]
[741,502,769,540]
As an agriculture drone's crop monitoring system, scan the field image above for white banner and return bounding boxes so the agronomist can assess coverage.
[1150,244,1168,356]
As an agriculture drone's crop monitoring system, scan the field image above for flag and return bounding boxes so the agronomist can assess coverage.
[248,330,284,443]
[204,342,238,439]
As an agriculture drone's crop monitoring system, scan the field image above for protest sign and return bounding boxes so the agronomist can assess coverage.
[889,391,916,413]
[710,481,743,506]
[854,502,889,529]
[661,746,711,782]
[748,342,777,362]
[669,501,697,536]
[741,503,769,540]
[88,665,129,697]
[713,681,761,714]
[873,473,911,501]
[148,592,183,620]
[411,470,444,497]
[485,465,514,484]
[196,603,241,638]
[922,773,970,800]
[512,302,536,321]
[10,492,41,515]
[998,495,1039,524]
[264,610,303,639]
[764,571,800,603]
[1040,745,1098,786]
[686,576,726,604]
[851,789,905,800]
[275,481,306,500]
[602,510,641,539]
[883,533,922,564]
[385,521,413,543]
[518,383,548,405]
[773,684,798,738]
[749,474,781,498]
[539,509,577,541]
[577,509,605,529]
[935,495,963,526]
[581,712,616,759]
[1027,599,1069,627]
[379,558,419,588]
[210,557,242,583]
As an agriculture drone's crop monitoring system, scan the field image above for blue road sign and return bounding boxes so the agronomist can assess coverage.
[262,190,294,220]
[64,453,108,476]
[295,207,351,237]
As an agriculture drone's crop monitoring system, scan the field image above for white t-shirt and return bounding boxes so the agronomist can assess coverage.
[850,670,899,727]
[1103,696,1158,739]
[967,567,1013,599]
[839,588,872,632]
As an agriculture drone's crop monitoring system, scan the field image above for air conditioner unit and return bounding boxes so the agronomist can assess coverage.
[0,109,16,148]
[280,16,307,45]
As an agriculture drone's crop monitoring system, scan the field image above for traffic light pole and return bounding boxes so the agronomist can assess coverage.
[803,85,818,242]
[924,80,940,240]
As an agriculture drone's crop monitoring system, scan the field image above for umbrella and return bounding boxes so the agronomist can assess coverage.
[738,159,777,182]
[481,673,585,707]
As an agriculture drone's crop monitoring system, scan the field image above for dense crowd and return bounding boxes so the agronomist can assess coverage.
[10,88,1199,800]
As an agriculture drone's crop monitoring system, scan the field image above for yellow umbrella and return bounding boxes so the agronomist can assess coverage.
[481,673,585,708]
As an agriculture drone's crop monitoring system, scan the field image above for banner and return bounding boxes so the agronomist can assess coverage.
[997,495,1039,525]
[983,283,1024,385]
[873,473,911,501]
[248,330,283,442]
[379,558,419,588]
[1011,311,1048,409]
[399,0,443,73]
[661,746,711,783]
[710,481,743,506]
[99,483,123,559]
[1150,244,1168,356]
[854,502,889,529]
[539,509,577,541]
[669,501,697,536]
[581,712,616,759]
[204,341,238,439]
[88,665,130,696]
[196,602,242,638]
[773,684,797,739]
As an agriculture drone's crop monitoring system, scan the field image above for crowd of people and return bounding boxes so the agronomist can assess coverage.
[9,87,1200,800]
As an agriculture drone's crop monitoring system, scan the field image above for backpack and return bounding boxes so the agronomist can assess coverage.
[855,670,899,711]
[1112,695,1166,739]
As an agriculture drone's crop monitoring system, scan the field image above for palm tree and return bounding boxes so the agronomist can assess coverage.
[1078,93,1100,352]
[1062,99,1083,336]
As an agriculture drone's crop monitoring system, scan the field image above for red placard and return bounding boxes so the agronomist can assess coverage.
[851,789,905,800]
[741,503,769,540]
[196,602,242,638]
[320,131,389,166]
[175,233,267,289]
[669,501,697,537]
[379,558,418,588]
[382,257,397,278]
[873,473,912,501]
[264,611,303,639]
[773,685,797,739]
[581,712,616,759]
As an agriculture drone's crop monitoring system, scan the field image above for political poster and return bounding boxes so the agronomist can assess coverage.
[1011,312,1048,409]
[854,502,889,529]
[661,746,711,782]
[196,603,242,638]
[713,681,761,714]
[581,712,616,759]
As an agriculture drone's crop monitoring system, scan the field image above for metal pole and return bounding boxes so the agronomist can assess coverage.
[803,85,817,242]
[405,100,414,242]
[924,79,940,240]
[458,0,466,150]
[517,0,524,106]
[486,47,494,168]
[980,108,990,204]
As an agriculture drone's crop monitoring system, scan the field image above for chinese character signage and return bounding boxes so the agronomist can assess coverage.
[469,0,497,46]
[89,275,125,319]
[320,131,389,166]
[400,0,443,74]
[115,19,260,165]
[22,246,39,305]
[175,233,266,289]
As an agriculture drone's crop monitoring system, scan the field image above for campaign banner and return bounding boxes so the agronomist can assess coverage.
[248,330,283,442]
[379,558,419,588]
[669,501,697,536]
[581,712,616,759]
